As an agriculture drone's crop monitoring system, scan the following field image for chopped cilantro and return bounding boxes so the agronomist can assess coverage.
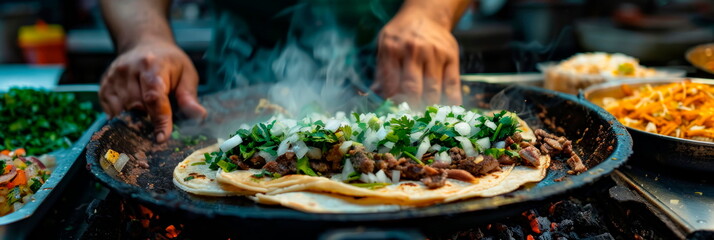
[216,160,237,172]
[183,176,195,181]
[296,157,318,176]
[191,162,206,166]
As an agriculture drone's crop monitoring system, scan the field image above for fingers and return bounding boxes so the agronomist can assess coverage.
[373,38,401,99]
[139,64,173,143]
[443,57,462,105]
[175,65,207,120]
[422,49,443,106]
[400,48,423,107]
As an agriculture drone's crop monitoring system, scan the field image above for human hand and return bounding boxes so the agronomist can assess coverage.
[99,39,206,143]
[372,8,462,107]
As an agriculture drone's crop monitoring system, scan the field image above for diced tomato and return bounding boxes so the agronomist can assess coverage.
[13,148,26,157]
[7,170,27,188]
[4,165,11,174]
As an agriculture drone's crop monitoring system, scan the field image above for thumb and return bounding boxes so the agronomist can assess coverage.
[175,67,206,120]
[139,71,173,143]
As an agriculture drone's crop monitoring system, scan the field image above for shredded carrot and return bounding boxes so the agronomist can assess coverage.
[7,170,27,189]
[603,80,714,141]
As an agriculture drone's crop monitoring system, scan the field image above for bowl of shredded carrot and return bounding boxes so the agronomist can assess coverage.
[584,78,714,172]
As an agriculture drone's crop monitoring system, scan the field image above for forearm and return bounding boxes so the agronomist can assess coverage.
[397,0,470,29]
[100,0,174,53]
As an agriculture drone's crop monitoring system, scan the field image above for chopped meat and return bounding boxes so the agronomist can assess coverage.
[263,152,297,175]
[420,170,448,189]
[310,161,331,174]
[399,164,448,188]
[444,169,478,183]
[562,141,574,155]
[519,146,542,167]
[448,147,466,162]
[519,142,533,148]
[540,143,553,155]
[505,136,515,149]
[324,144,343,171]
[453,155,501,176]
[512,132,523,143]
[263,162,287,175]
[351,149,375,173]
[246,155,266,168]
[566,155,587,173]
[375,159,389,173]
[544,138,563,151]
[498,154,516,165]
[229,155,250,170]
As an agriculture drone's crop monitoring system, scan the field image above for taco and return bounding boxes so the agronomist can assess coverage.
[173,105,582,213]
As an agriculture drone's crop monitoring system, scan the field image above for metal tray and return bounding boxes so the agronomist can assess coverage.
[582,78,714,173]
[0,85,104,239]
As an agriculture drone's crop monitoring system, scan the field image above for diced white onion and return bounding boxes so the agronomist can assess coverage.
[415,138,431,161]
[341,158,354,180]
[258,151,277,162]
[451,106,465,115]
[339,141,354,154]
[270,122,285,136]
[360,173,370,183]
[463,111,475,123]
[383,141,395,149]
[113,153,130,172]
[485,120,497,130]
[455,122,471,136]
[368,172,378,183]
[410,131,424,143]
[293,141,309,159]
[376,127,388,140]
[494,141,506,149]
[375,169,390,183]
[435,106,449,122]
[325,119,341,132]
[455,136,477,157]
[306,147,322,159]
[429,144,442,152]
[439,152,452,165]
[363,130,379,152]
[391,170,401,183]
[220,135,243,152]
[476,137,491,151]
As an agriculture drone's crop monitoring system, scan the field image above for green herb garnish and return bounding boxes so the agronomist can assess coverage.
[0,88,97,155]
[296,157,318,176]
[184,176,195,181]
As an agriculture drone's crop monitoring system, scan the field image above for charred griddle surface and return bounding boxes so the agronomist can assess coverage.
[86,82,632,230]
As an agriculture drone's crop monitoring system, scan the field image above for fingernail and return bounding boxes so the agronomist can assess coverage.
[156,132,166,143]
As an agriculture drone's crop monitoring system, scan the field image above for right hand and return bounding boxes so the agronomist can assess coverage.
[99,39,206,143]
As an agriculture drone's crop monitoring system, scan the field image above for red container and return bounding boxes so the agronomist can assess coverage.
[17,20,66,65]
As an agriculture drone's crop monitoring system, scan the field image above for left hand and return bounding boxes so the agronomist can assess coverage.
[372,9,462,107]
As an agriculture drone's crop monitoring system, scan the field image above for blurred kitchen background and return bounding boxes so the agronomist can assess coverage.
[0,0,713,90]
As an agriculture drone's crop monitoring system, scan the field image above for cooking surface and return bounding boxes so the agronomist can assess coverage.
[618,166,714,233]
